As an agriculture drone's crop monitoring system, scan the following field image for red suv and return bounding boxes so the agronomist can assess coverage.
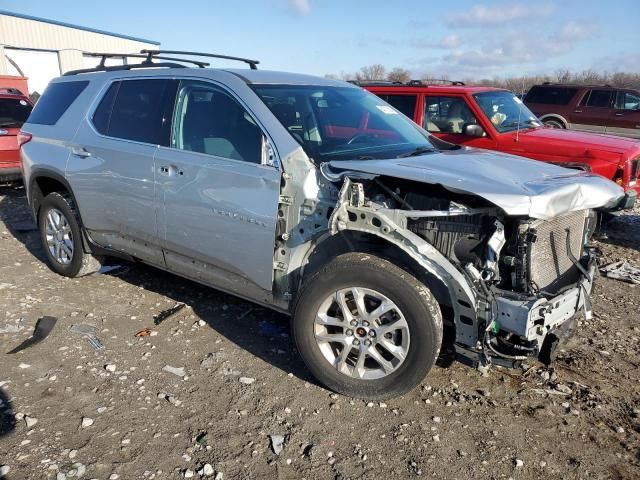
[0,88,33,182]
[524,83,640,139]
[363,80,639,208]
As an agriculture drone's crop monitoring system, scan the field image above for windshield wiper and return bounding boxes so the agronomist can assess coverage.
[397,146,435,158]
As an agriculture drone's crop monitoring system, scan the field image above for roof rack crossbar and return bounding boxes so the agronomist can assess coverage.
[84,52,209,68]
[141,49,260,70]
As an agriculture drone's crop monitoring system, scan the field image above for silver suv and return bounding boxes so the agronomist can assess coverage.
[20,51,623,399]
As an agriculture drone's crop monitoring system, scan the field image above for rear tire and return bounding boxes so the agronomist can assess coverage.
[292,252,443,399]
[543,117,566,129]
[38,192,101,278]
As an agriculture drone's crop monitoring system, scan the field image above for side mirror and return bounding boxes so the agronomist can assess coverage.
[464,124,485,137]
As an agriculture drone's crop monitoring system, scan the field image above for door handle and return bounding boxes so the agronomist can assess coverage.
[159,165,184,176]
[573,110,583,113]
[71,147,91,158]
[615,113,624,116]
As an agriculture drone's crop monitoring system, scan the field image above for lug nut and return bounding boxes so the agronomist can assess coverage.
[363,339,371,346]
[346,329,354,336]
[350,320,358,327]
[353,339,360,346]
[362,320,370,327]
[368,330,376,337]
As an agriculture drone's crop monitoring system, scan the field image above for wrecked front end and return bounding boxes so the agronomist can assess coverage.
[323,166,614,369]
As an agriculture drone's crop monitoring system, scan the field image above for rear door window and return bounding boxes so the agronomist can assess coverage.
[0,97,33,128]
[581,90,613,108]
[375,94,417,118]
[615,91,640,111]
[27,81,89,125]
[524,86,577,105]
[98,79,177,145]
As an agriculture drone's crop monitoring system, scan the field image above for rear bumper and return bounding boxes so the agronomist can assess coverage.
[0,166,22,182]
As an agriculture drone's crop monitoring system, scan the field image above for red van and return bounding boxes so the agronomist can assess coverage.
[363,80,638,209]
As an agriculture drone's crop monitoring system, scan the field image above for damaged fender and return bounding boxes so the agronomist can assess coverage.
[328,177,484,346]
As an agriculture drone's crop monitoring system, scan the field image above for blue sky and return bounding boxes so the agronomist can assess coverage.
[3,0,639,79]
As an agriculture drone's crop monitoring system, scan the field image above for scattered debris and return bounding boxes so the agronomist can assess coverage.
[239,377,255,385]
[105,364,116,372]
[7,316,57,354]
[258,320,286,337]
[24,416,37,428]
[270,434,286,455]
[69,323,104,351]
[515,458,524,467]
[18,363,30,369]
[153,303,186,325]
[162,365,186,377]
[198,463,214,476]
[134,328,152,337]
[80,417,94,428]
[195,432,208,445]
[600,260,640,285]
[0,465,10,477]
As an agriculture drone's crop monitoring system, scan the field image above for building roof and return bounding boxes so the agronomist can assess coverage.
[0,10,160,45]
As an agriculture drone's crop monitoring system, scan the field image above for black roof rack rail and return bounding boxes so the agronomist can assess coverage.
[420,79,465,86]
[0,87,25,95]
[349,80,403,86]
[350,79,466,87]
[63,51,210,76]
[141,49,260,70]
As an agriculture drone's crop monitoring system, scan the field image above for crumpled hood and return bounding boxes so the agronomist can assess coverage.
[325,148,625,219]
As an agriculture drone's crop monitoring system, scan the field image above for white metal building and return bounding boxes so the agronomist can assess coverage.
[0,10,160,94]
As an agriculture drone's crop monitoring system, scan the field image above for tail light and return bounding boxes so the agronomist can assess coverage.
[17,131,32,148]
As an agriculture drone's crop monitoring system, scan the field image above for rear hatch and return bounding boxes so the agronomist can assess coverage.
[0,96,33,165]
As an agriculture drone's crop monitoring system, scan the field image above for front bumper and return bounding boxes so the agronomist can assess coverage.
[491,255,596,357]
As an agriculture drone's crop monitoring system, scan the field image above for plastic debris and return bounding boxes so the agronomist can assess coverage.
[69,323,104,351]
[7,316,57,354]
[600,260,640,285]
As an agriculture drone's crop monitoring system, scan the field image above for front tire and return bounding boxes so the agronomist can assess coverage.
[292,252,443,399]
[38,192,101,277]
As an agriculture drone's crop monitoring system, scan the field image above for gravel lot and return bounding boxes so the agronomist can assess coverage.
[1,183,639,480]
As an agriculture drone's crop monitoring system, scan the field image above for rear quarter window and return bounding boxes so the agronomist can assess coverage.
[524,86,578,105]
[375,94,417,118]
[27,81,89,125]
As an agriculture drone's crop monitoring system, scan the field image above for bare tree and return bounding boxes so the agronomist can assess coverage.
[324,66,640,91]
[387,67,412,83]
[356,64,387,81]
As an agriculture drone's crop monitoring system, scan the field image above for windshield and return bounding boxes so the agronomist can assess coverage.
[253,85,437,161]
[0,98,32,128]
[473,91,541,133]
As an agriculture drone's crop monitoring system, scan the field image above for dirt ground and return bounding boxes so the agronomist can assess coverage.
[0,182,639,480]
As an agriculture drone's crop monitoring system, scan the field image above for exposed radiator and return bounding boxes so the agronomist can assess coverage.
[519,210,588,293]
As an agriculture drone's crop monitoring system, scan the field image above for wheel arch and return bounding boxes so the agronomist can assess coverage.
[539,113,568,127]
